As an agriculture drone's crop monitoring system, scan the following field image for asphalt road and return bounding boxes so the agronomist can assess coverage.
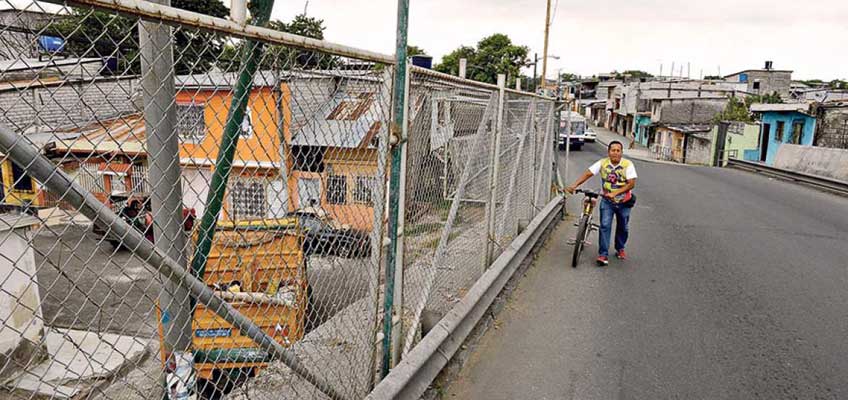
[447,140,848,399]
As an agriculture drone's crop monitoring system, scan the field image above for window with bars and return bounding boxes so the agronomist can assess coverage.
[353,176,377,205]
[176,103,206,142]
[230,180,268,220]
[791,120,804,144]
[327,175,347,205]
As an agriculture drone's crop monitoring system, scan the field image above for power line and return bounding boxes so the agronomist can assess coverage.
[550,0,560,26]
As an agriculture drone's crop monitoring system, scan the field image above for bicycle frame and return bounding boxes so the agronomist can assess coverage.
[571,189,600,267]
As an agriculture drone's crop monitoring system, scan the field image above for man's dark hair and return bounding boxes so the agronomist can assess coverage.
[608,140,624,151]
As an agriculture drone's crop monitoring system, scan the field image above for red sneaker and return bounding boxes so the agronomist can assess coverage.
[596,256,609,266]
[616,250,627,260]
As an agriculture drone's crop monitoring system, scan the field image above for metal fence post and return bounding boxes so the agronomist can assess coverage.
[484,74,506,268]
[137,5,192,396]
[391,62,411,369]
[189,0,274,291]
[381,0,409,379]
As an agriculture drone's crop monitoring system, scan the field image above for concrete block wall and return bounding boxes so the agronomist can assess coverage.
[653,98,728,124]
[685,135,714,165]
[0,77,138,133]
[815,106,848,150]
[774,144,848,181]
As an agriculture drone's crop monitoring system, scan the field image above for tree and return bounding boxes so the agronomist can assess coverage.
[45,0,229,75]
[559,72,579,82]
[619,70,653,79]
[434,46,475,75]
[745,92,783,106]
[435,34,529,87]
[801,79,824,87]
[407,45,427,57]
[714,96,752,123]
[218,14,332,72]
[830,80,848,90]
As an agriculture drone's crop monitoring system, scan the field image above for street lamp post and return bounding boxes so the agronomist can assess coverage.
[531,53,560,92]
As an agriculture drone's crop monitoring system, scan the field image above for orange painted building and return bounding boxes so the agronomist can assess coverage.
[45,71,388,229]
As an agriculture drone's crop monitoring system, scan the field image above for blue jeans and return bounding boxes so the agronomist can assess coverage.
[598,198,631,257]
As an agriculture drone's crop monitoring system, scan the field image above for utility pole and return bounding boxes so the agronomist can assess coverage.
[533,53,538,92]
[541,0,552,90]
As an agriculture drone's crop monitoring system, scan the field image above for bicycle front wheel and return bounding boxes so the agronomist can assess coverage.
[571,214,589,268]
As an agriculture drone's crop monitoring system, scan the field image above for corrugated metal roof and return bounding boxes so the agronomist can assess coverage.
[49,114,147,155]
[291,89,387,148]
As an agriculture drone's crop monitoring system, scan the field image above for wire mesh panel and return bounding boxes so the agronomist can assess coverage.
[0,1,558,398]
[0,1,392,399]
[397,69,557,356]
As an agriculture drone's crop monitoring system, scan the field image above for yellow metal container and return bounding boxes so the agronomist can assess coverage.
[185,218,308,380]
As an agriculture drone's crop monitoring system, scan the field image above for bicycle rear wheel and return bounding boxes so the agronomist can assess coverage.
[571,215,589,268]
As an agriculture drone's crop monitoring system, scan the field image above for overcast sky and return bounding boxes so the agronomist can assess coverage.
[268,0,848,81]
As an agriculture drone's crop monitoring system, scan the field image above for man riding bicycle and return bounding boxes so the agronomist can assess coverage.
[566,140,638,266]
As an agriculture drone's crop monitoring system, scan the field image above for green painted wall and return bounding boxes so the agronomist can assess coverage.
[710,122,761,165]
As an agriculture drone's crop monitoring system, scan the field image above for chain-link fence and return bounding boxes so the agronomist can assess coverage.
[397,69,556,357]
[0,1,558,399]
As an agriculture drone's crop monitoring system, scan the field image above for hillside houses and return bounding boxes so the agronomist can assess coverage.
[576,62,848,167]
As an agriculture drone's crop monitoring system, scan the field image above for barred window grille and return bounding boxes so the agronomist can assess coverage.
[78,162,105,193]
[131,164,149,193]
[230,179,268,219]
[176,103,206,142]
[353,176,376,205]
[327,175,347,205]
[110,174,127,194]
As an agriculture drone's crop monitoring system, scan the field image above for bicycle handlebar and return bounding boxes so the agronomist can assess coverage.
[574,189,601,197]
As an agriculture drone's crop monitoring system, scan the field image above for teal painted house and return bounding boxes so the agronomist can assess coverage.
[633,114,652,147]
[750,103,816,165]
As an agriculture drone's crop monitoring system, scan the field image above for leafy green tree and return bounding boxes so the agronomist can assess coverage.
[801,79,824,86]
[745,92,783,106]
[830,80,848,90]
[619,70,653,80]
[434,45,475,75]
[218,14,333,72]
[714,96,752,123]
[45,0,228,75]
[435,34,529,87]
[407,45,427,57]
[559,72,579,82]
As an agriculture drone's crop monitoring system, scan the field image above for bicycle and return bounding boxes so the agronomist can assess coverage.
[570,189,601,268]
